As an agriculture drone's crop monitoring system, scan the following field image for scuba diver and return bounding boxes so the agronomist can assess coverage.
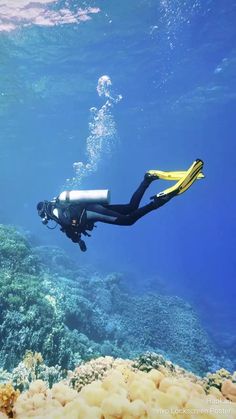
[37,159,204,252]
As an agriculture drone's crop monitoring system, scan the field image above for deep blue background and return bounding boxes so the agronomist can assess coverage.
[0,0,235,352]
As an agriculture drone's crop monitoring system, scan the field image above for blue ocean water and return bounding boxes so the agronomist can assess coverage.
[0,0,235,357]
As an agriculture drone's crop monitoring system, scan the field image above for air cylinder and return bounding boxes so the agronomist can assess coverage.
[58,189,111,205]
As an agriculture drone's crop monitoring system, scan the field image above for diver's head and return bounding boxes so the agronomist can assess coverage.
[37,200,52,225]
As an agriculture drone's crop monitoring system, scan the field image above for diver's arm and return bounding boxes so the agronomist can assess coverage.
[60,225,87,252]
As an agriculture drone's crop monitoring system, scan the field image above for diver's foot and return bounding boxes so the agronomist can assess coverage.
[144,170,160,182]
[150,159,204,204]
[151,190,177,208]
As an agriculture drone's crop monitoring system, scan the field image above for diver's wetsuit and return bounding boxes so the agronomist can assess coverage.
[83,177,169,226]
[37,177,173,251]
[37,159,204,250]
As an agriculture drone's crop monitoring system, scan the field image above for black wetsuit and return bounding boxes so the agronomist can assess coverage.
[42,177,172,250]
[86,178,155,225]
[54,177,169,228]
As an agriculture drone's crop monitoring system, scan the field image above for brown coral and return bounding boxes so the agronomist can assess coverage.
[221,379,236,402]
[0,383,19,417]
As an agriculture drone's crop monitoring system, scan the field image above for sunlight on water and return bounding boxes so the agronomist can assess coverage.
[0,0,100,32]
[65,75,122,189]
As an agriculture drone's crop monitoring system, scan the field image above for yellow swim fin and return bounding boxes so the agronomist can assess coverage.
[146,169,204,181]
[155,159,204,198]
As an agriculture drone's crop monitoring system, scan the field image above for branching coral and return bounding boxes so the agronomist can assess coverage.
[12,351,66,391]
[0,225,38,274]
[133,352,177,374]
[70,356,133,392]
[0,383,19,417]
[132,352,200,385]
[23,351,43,372]
[203,368,234,391]
[0,371,12,386]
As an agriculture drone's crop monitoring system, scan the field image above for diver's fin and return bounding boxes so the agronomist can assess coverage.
[146,169,204,181]
[154,159,204,198]
[176,159,204,194]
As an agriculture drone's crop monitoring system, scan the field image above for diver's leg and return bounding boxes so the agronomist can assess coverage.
[106,177,152,215]
[86,204,126,223]
[86,194,173,226]
[114,193,173,225]
[110,160,204,215]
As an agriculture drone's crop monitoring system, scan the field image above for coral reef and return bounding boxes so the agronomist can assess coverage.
[11,351,66,392]
[119,293,218,373]
[222,379,236,402]
[0,383,19,417]
[70,356,134,392]
[0,224,234,378]
[0,226,102,370]
[132,352,195,379]
[0,371,12,386]
[0,351,234,418]
[203,368,236,393]
[4,356,236,419]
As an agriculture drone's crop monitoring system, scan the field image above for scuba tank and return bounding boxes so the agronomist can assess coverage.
[57,189,111,205]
